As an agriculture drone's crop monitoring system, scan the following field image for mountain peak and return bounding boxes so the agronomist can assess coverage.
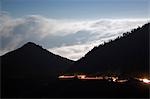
[24,42,37,46]
[22,42,41,48]
[20,42,44,51]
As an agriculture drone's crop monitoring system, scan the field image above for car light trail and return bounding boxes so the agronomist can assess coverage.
[58,75,75,79]
[116,80,128,83]
[142,78,150,84]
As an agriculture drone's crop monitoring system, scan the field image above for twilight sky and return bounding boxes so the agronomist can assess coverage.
[0,0,149,60]
[2,0,150,19]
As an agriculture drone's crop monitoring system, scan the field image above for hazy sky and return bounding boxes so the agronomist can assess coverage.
[0,0,149,60]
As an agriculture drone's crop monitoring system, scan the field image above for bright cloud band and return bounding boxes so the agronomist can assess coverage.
[0,12,149,60]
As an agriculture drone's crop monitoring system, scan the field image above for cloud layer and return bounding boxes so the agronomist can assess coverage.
[0,12,149,60]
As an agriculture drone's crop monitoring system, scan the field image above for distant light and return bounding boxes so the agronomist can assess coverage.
[58,75,75,79]
[96,77,103,79]
[77,75,86,79]
[104,76,108,80]
[81,75,85,79]
[138,78,143,81]
[117,80,128,83]
[112,78,117,82]
[143,78,150,84]
[58,75,64,78]
[112,77,118,82]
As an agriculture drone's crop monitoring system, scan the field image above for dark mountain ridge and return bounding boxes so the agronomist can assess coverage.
[1,42,74,79]
[69,23,149,77]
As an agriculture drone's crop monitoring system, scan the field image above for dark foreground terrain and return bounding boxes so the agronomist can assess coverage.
[2,79,149,98]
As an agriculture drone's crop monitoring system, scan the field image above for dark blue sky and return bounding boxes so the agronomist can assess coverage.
[2,0,149,19]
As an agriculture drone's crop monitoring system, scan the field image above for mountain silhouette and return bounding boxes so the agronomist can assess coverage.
[1,42,74,97]
[69,23,149,77]
[2,42,73,78]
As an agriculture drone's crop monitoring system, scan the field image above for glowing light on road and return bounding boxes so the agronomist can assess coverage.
[136,78,150,84]
[112,77,118,82]
[58,75,75,79]
[81,77,102,80]
[112,78,117,82]
[77,75,86,79]
[96,77,103,79]
[81,75,86,79]
[142,78,150,84]
[58,75,150,85]
[117,80,128,83]
[58,75,64,78]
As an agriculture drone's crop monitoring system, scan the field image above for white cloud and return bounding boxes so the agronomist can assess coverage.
[0,12,149,60]
[48,35,120,61]
[49,43,95,61]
